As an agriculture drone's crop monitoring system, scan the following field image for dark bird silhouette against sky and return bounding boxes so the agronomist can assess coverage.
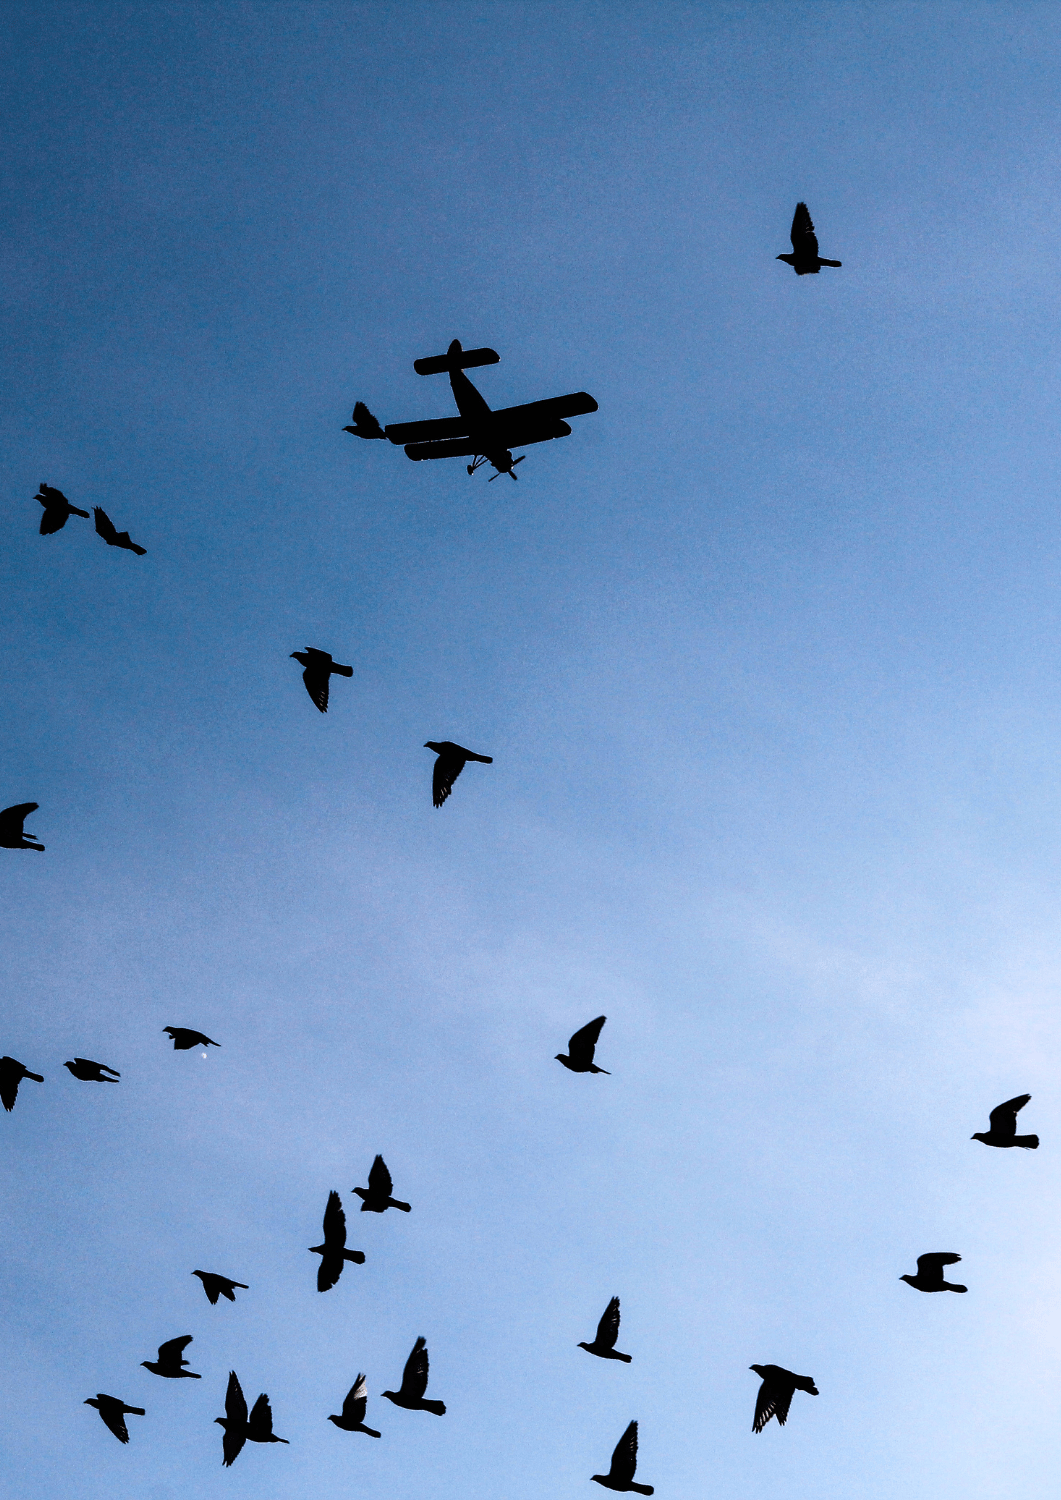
[163,1027,220,1051]
[142,1334,201,1378]
[93,506,146,555]
[247,1393,289,1447]
[424,740,493,807]
[900,1253,967,1293]
[353,1155,411,1213]
[750,1364,819,1431]
[556,1015,610,1074]
[84,1394,145,1444]
[216,1371,249,1466]
[309,1190,365,1291]
[64,1058,119,1083]
[381,1336,446,1415]
[972,1093,1039,1149]
[579,1297,631,1361]
[328,1373,381,1437]
[0,803,44,850]
[776,202,842,275]
[0,1056,44,1112]
[194,1270,249,1304]
[591,1420,653,1494]
[344,401,386,439]
[290,647,354,713]
[35,482,89,534]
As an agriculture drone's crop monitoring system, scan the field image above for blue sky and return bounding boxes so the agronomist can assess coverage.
[3,2,1061,1496]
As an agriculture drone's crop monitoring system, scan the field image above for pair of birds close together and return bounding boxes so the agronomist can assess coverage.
[33,483,146,552]
[310,1157,411,1292]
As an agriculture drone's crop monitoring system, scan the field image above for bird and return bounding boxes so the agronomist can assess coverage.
[556,1015,610,1074]
[381,1337,446,1415]
[0,803,44,851]
[0,1056,44,1112]
[579,1296,631,1361]
[64,1058,120,1083]
[247,1393,289,1447]
[328,1373,381,1437]
[34,482,89,534]
[193,1270,249,1304]
[309,1190,365,1291]
[84,1394,145,1444]
[750,1364,819,1432]
[216,1370,249,1466]
[776,202,842,275]
[591,1420,653,1494]
[93,506,146,554]
[424,741,493,807]
[972,1094,1039,1149]
[163,1027,220,1051]
[900,1253,967,1293]
[353,1155,411,1213]
[343,401,386,439]
[141,1334,201,1378]
[290,647,354,713]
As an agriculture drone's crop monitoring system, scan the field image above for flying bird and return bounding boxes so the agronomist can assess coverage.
[290,647,354,713]
[900,1253,967,1293]
[344,401,386,439]
[34,482,89,534]
[776,202,842,275]
[381,1336,446,1415]
[591,1420,653,1494]
[972,1094,1039,1149]
[163,1027,220,1051]
[579,1296,631,1362]
[84,1394,145,1444]
[353,1155,411,1213]
[247,1393,289,1447]
[0,1056,44,1112]
[328,1372,381,1437]
[93,506,146,555]
[309,1190,365,1291]
[556,1015,610,1074]
[216,1371,249,1467]
[750,1364,819,1432]
[141,1335,201,1379]
[64,1058,119,1083]
[424,741,493,807]
[193,1270,249,1305]
[0,803,44,851]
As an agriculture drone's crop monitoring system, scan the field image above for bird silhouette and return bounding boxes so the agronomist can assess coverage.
[556,1016,610,1074]
[193,1270,249,1304]
[381,1337,446,1415]
[142,1335,201,1378]
[424,741,493,807]
[290,647,354,713]
[247,1393,289,1447]
[776,202,842,275]
[64,1058,119,1083]
[34,482,89,534]
[216,1371,249,1466]
[344,401,386,439]
[84,1394,145,1444]
[328,1372,381,1437]
[591,1420,653,1494]
[93,506,146,554]
[972,1094,1039,1149]
[750,1364,819,1431]
[579,1296,631,1361]
[163,1027,220,1051]
[309,1190,365,1291]
[0,803,44,850]
[0,1056,44,1112]
[900,1253,967,1293]
[353,1155,411,1213]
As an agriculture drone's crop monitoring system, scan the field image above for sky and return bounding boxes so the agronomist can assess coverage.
[2,1,1061,1495]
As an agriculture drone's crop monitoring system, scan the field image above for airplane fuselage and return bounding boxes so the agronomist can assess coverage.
[448,367,518,474]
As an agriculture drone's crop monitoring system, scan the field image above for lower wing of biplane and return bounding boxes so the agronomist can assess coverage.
[384,392,599,478]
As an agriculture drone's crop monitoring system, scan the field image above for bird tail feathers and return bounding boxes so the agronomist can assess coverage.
[343,1249,366,1263]
[390,1198,412,1212]
[819,258,842,266]
[1015,1135,1039,1148]
[422,1400,446,1415]
[362,1425,382,1438]
[333,664,354,676]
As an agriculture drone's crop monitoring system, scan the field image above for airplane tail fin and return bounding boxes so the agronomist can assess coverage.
[414,341,500,376]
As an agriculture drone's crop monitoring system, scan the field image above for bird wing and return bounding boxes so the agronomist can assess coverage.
[568,1015,607,1063]
[0,804,36,838]
[352,402,386,438]
[97,1400,131,1443]
[609,1421,638,1484]
[226,1370,248,1427]
[222,1425,246,1466]
[790,202,819,256]
[989,1095,1030,1134]
[0,1071,17,1111]
[158,1335,193,1365]
[302,667,329,712]
[93,506,118,543]
[323,1189,346,1247]
[317,1251,343,1293]
[248,1394,275,1439]
[432,752,465,807]
[596,1297,621,1349]
[401,1337,429,1400]
[368,1155,393,1197]
[917,1252,961,1270]
[752,1379,778,1432]
[343,1373,369,1423]
[196,1273,222,1303]
[39,507,67,534]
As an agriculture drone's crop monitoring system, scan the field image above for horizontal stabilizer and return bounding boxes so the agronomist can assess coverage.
[414,346,500,376]
[385,415,470,445]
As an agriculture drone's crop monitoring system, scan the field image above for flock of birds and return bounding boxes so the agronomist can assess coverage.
[6,202,1041,1480]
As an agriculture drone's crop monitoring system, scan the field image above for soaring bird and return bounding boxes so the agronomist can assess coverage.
[142,1335,201,1379]
[309,1190,365,1292]
[193,1270,249,1305]
[591,1421,653,1494]
[900,1253,967,1293]
[64,1058,120,1083]
[0,803,44,851]
[93,506,146,554]
[163,1027,220,1051]
[353,1155,411,1213]
[343,401,386,439]
[0,1056,44,1112]
[972,1094,1039,1149]
[776,202,842,275]
[556,1016,610,1074]
[328,1372,381,1437]
[290,647,354,713]
[381,1336,446,1415]
[84,1394,145,1444]
[750,1364,819,1431]
[579,1297,631,1362]
[423,741,493,807]
[247,1393,289,1447]
[34,482,89,534]
[216,1371,249,1467]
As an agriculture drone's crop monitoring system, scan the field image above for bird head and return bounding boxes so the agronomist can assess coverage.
[424,742,442,752]
[749,1364,766,1377]
[380,1390,396,1402]
[140,1361,150,1370]
[971,1131,988,1143]
[308,1243,325,1255]
[327,1414,341,1426]
[84,1398,99,1409]
[899,1274,916,1286]
[214,1417,228,1429]
[577,1341,592,1352]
